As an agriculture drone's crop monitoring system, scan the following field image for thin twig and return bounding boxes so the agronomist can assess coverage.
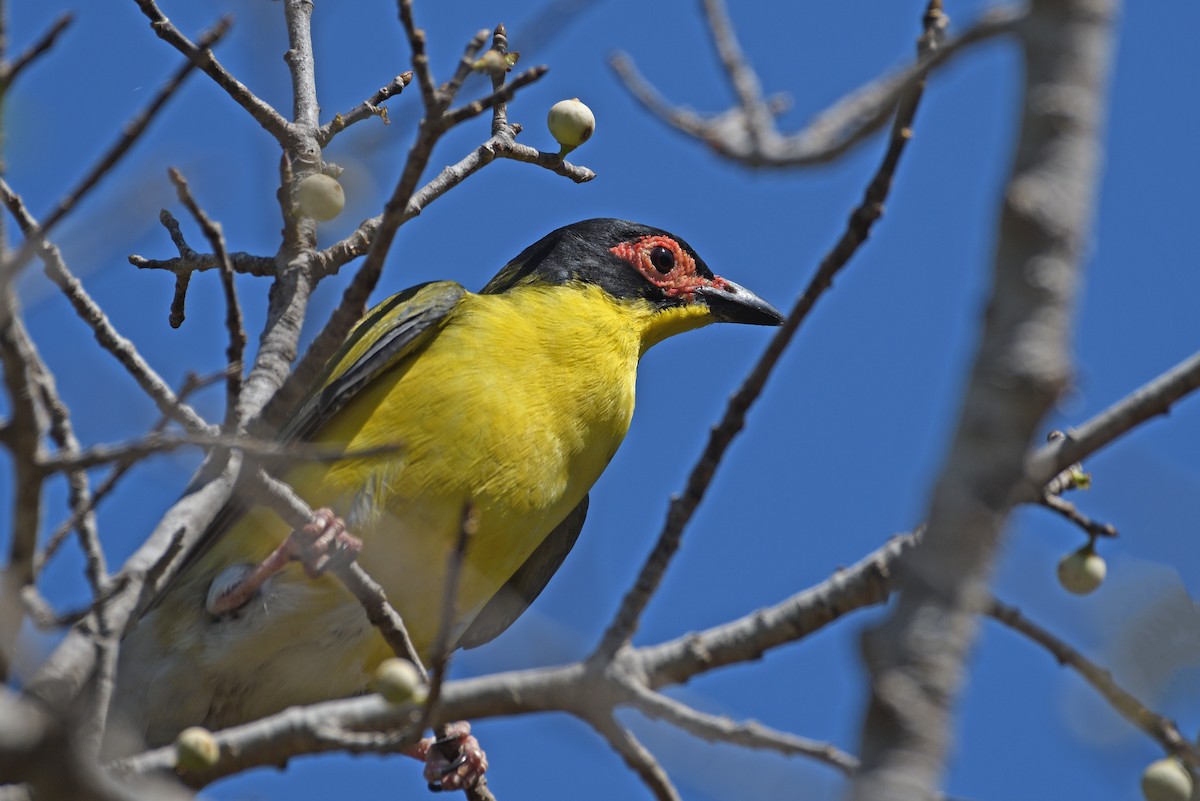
[132,1,288,139]
[130,249,275,279]
[396,0,436,109]
[0,18,231,281]
[34,352,106,592]
[494,134,595,182]
[587,715,680,801]
[317,72,413,145]
[35,371,219,576]
[0,12,72,88]
[698,0,771,154]
[0,180,214,435]
[422,503,478,723]
[337,563,427,673]
[0,299,47,683]
[488,25,509,135]
[1038,493,1117,539]
[441,29,491,107]
[611,5,1015,168]
[1024,349,1200,495]
[594,0,944,661]
[419,505,479,791]
[35,430,402,475]
[167,168,246,423]
[988,599,1200,766]
[442,65,548,128]
[625,682,858,774]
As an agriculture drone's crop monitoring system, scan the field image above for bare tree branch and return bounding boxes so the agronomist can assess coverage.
[317,72,414,145]
[34,346,106,592]
[0,179,213,435]
[0,12,72,88]
[282,0,319,131]
[26,452,240,714]
[988,599,1200,766]
[34,371,222,579]
[594,0,945,661]
[130,249,275,280]
[0,691,152,801]
[587,714,680,801]
[396,0,437,109]
[1037,492,1117,540]
[0,298,47,682]
[131,1,288,140]
[849,1,1116,797]
[611,4,1018,169]
[1024,349,1200,494]
[0,17,231,282]
[166,168,246,424]
[625,682,858,774]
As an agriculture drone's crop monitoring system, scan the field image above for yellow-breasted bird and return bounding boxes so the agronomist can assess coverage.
[108,218,782,754]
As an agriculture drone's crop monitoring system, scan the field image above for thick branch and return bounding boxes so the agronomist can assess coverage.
[849,1,1116,798]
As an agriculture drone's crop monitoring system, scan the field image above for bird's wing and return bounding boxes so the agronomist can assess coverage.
[455,494,589,650]
[282,280,466,443]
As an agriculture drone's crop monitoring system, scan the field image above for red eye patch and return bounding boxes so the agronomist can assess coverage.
[609,236,729,298]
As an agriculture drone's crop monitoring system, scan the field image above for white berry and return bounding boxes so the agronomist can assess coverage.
[547,98,595,155]
[1057,547,1107,595]
[175,726,219,772]
[372,657,427,704]
[1141,757,1193,801]
[297,173,345,221]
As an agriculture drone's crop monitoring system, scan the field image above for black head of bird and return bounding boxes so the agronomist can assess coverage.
[484,217,784,329]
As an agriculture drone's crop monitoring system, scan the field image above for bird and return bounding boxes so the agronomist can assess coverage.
[106,218,783,759]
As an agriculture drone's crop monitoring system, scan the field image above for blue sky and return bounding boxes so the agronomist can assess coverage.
[5,1,1200,799]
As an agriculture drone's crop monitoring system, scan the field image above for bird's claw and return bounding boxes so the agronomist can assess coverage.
[290,508,362,578]
[204,508,362,616]
[413,721,488,793]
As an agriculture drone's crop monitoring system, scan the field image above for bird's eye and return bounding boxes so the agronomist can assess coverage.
[649,245,675,274]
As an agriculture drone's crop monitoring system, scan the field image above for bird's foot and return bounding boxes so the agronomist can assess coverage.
[411,721,489,793]
[290,508,363,578]
[205,508,362,616]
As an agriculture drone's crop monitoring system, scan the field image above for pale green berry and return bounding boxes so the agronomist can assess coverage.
[1141,757,1192,801]
[297,173,345,221]
[547,98,595,155]
[372,657,427,704]
[174,726,219,772]
[1057,547,1107,595]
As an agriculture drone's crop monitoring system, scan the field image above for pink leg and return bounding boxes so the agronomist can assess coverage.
[408,721,489,792]
[206,508,363,616]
